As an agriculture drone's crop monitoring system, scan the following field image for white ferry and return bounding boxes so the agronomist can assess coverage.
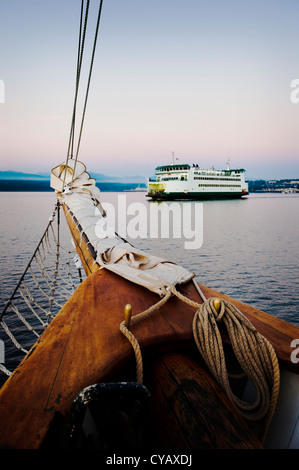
[147,160,249,200]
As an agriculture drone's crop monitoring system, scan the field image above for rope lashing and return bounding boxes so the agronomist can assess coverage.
[119,284,280,440]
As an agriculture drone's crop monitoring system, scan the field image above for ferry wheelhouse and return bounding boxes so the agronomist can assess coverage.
[147,162,249,200]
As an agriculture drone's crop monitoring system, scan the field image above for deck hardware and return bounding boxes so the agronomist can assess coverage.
[124,304,132,329]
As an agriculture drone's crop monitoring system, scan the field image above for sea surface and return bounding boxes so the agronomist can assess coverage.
[0,191,298,380]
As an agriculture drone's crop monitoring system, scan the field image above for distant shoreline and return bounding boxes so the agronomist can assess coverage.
[0,180,146,192]
[1,179,298,194]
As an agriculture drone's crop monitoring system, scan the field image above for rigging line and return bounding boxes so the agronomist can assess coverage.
[0,204,59,321]
[71,0,104,188]
[48,199,61,315]
[0,320,28,354]
[20,282,52,316]
[70,0,85,160]
[62,0,90,192]
[29,267,63,309]
[9,302,40,338]
[35,249,78,290]
[18,286,47,326]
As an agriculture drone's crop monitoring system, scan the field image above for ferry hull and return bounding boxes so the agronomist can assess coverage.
[147,191,249,201]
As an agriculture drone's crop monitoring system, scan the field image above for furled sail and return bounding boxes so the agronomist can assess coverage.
[51,160,194,296]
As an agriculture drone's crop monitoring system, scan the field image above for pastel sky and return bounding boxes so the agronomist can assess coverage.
[0,0,299,180]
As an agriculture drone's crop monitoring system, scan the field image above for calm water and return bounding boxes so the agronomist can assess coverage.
[0,191,298,368]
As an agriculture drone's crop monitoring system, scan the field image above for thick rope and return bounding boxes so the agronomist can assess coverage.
[119,290,172,383]
[119,283,280,441]
[192,296,280,440]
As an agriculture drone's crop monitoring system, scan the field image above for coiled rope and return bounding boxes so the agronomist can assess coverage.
[120,280,280,441]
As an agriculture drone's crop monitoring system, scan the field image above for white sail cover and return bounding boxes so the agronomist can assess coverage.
[51,161,194,296]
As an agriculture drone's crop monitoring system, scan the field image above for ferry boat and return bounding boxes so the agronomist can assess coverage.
[0,2,298,451]
[147,159,249,200]
[124,184,147,192]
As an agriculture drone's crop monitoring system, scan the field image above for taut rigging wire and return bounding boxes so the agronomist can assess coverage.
[62,0,104,191]
[68,0,90,161]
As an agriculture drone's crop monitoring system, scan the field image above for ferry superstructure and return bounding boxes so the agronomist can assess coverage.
[147,161,249,200]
